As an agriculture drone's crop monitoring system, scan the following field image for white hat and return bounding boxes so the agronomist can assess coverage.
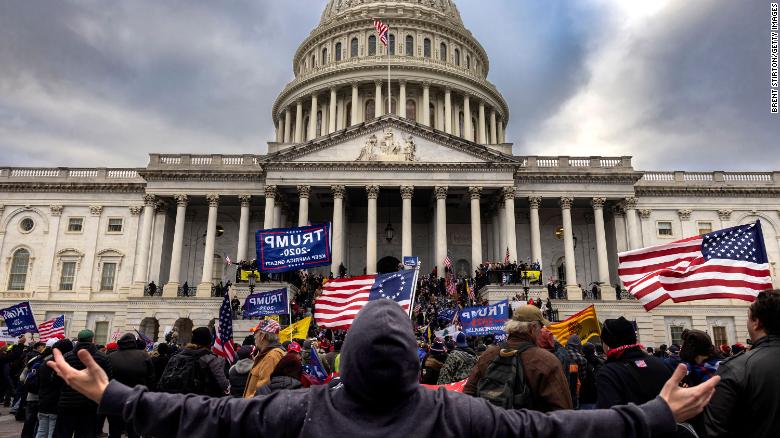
[45,338,58,348]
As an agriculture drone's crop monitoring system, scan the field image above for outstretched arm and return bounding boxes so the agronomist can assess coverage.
[48,348,303,438]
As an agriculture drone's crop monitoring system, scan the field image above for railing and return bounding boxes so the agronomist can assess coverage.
[223,156,243,165]
[10,168,60,177]
[569,159,590,167]
[483,270,544,286]
[723,173,772,182]
[640,171,777,184]
[600,158,621,167]
[191,156,213,165]
[537,158,558,167]
[683,172,713,182]
[519,156,633,170]
[618,288,636,300]
[642,172,675,181]
[68,169,99,177]
[177,285,194,297]
[143,285,162,297]
[107,169,139,179]
[160,155,182,165]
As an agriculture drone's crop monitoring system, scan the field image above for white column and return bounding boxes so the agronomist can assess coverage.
[276,117,283,143]
[198,194,219,297]
[593,197,616,299]
[132,194,157,291]
[436,95,445,131]
[284,108,292,143]
[237,195,251,261]
[375,80,383,117]
[463,94,472,141]
[624,197,641,250]
[498,199,506,260]
[529,196,542,266]
[308,93,318,140]
[351,82,359,126]
[490,109,497,144]
[337,96,345,130]
[273,200,282,229]
[469,187,482,273]
[435,186,448,273]
[164,195,188,296]
[498,119,505,143]
[422,82,431,126]
[478,100,487,144]
[444,88,452,134]
[297,185,310,227]
[366,185,379,274]
[263,185,276,229]
[503,187,517,262]
[401,186,414,260]
[331,185,346,274]
[329,88,338,134]
[399,80,407,118]
[294,100,304,143]
[560,197,581,299]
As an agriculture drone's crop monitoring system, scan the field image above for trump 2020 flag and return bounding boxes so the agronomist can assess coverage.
[0,302,38,336]
[619,221,773,310]
[314,269,417,329]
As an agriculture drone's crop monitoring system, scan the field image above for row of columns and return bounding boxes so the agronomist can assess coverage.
[133,189,640,301]
[276,81,507,146]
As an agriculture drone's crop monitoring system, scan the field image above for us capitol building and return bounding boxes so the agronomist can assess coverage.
[1,0,778,346]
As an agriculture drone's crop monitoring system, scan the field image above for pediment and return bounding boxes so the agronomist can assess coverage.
[263,116,518,165]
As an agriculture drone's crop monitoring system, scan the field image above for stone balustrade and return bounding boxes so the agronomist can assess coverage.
[0,167,143,180]
[639,171,779,184]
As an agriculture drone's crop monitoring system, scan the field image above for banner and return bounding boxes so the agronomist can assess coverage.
[239,269,261,281]
[0,328,18,343]
[421,378,468,392]
[243,288,289,318]
[279,316,312,343]
[256,224,331,273]
[403,256,420,268]
[434,324,460,338]
[0,302,38,336]
[521,270,541,283]
[547,305,601,346]
[459,300,509,336]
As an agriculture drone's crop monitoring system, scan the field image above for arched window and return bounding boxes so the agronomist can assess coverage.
[429,103,436,127]
[351,37,358,57]
[466,55,471,69]
[454,48,460,66]
[316,111,323,136]
[322,48,328,65]
[365,99,376,121]
[388,34,395,55]
[7,248,29,291]
[368,35,377,56]
[423,38,431,58]
[335,42,342,61]
[440,43,447,62]
[405,35,414,56]
[406,99,417,121]
[346,102,352,126]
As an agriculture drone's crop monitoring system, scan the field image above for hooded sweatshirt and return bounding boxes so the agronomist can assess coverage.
[97,299,677,438]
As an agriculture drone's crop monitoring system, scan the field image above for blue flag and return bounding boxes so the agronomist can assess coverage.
[243,288,288,318]
[0,302,38,336]
[304,346,329,382]
[256,224,331,273]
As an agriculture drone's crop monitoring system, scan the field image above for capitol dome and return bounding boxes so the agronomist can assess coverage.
[271,0,509,152]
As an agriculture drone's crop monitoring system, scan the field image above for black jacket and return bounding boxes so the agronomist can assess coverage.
[702,335,780,438]
[255,376,303,396]
[109,335,155,388]
[97,299,677,438]
[58,343,113,412]
[595,347,672,409]
[36,354,63,414]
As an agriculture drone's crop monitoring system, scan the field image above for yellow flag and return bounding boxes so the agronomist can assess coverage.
[547,305,601,346]
[279,317,312,343]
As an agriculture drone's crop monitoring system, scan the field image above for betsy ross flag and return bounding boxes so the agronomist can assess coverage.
[38,315,65,341]
[212,290,237,363]
[618,222,773,311]
[315,269,416,329]
[373,19,389,46]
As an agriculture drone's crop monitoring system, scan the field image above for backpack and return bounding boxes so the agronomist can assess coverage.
[22,355,44,394]
[157,350,211,395]
[476,342,534,410]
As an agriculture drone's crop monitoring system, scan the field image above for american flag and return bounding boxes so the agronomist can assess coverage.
[38,315,65,341]
[446,273,458,297]
[212,290,237,363]
[314,269,416,329]
[134,329,154,352]
[443,255,453,271]
[373,19,389,47]
[504,247,510,264]
[618,222,773,311]
[466,279,475,302]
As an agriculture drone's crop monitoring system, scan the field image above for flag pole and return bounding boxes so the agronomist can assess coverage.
[387,22,391,116]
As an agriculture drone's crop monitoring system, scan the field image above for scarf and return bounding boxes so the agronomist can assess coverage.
[606,343,644,360]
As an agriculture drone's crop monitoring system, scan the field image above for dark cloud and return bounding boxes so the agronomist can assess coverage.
[0,0,775,170]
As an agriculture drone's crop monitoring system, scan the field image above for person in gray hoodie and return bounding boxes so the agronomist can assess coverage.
[227,347,253,398]
[48,299,719,438]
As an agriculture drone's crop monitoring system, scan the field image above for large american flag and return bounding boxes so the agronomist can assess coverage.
[618,222,773,311]
[38,315,65,341]
[373,19,389,47]
[212,290,237,363]
[314,269,416,329]
[443,255,453,271]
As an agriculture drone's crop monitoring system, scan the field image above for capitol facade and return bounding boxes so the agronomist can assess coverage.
[1,0,778,346]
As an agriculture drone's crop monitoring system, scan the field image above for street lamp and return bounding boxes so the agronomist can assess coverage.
[384,222,395,243]
[248,271,256,294]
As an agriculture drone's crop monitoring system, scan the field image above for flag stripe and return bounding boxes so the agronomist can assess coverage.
[38,315,65,341]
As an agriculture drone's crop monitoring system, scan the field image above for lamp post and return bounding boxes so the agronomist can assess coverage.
[248,271,256,294]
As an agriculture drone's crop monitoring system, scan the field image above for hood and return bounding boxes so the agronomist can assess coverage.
[231,358,253,374]
[118,334,137,350]
[340,299,419,407]
[567,335,582,351]
[537,328,555,350]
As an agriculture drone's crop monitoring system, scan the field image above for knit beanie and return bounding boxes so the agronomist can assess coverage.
[601,317,637,348]
[191,327,213,347]
[680,329,714,363]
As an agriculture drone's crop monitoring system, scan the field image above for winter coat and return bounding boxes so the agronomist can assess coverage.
[58,343,113,412]
[228,358,253,397]
[168,347,230,396]
[421,352,447,384]
[151,354,171,389]
[97,299,678,438]
[437,347,476,385]
[109,335,156,388]
[243,344,285,398]
[703,335,780,438]
[255,375,303,396]
[595,347,671,409]
[464,331,573,412]
[36,354,63,414]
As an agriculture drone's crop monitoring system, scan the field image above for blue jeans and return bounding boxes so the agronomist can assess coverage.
[35,413,57,438]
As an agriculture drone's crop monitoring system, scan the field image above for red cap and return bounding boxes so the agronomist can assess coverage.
[287,342,302,353]
[106,342,119,351]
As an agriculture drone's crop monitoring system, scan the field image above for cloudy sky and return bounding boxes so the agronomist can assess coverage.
[0,0,776,170]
